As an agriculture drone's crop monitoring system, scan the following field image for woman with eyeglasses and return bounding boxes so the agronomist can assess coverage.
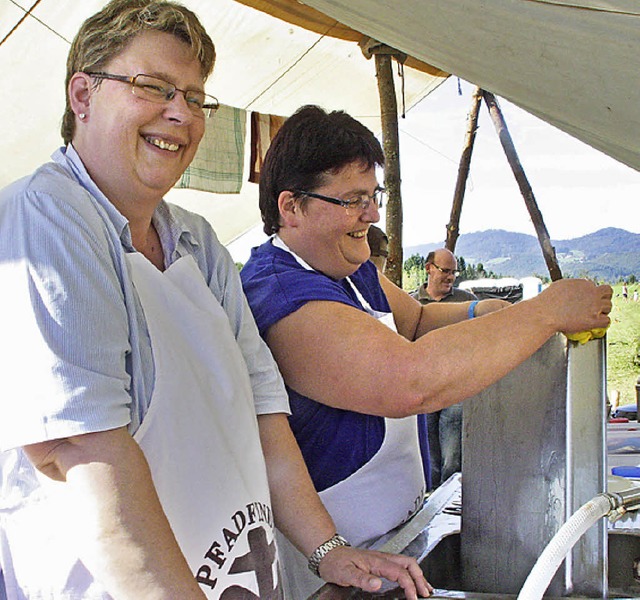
[240,104,613,597]
[0,4,432,600]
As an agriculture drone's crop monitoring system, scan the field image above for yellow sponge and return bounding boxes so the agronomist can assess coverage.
[565,327,608,344]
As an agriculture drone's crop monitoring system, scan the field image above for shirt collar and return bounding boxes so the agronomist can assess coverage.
[53,144,132,248]
[419,282,453,302]
[154,201,200,263]
[53,145,197,260]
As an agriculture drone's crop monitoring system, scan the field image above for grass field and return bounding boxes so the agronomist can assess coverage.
[607,283,640,409]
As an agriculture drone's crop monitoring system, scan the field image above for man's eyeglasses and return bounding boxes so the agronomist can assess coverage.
[432,263,459,277]
[85,72,219,116]
[294,188,386,212]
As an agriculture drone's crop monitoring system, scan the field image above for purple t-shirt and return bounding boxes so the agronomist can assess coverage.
[241,240,430,491]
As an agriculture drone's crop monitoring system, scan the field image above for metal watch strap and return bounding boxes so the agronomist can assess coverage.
[307,533,351,577]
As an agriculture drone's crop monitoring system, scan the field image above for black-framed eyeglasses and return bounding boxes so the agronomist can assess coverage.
[294,187,386,212]
[432,263,459,277]
[85,72,219,116]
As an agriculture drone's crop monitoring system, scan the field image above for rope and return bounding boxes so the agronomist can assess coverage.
[1,0,71,48]
[397,59,406,118]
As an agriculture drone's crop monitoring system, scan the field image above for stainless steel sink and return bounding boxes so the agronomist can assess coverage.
[307,341,640,600]
[308,474,640,600]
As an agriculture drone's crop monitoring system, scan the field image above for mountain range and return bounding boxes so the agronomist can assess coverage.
[404,227,640,281]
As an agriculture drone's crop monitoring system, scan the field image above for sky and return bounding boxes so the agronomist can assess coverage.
[393,78,640,248]
[228,77,640,262]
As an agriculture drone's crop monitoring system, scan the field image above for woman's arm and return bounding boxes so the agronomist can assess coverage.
[24,427,206,600]
[379,272,509,340]
[257,413,432,600]
[265,278,611,417]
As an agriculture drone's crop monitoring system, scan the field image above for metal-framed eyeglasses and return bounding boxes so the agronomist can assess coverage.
[294,187,386,212]
[85,72,220,116]
[431,263,460,277]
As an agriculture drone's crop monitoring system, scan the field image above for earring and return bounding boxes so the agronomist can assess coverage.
[79,113,86,120]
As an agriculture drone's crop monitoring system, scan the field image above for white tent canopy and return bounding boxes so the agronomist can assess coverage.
[2,0,637,244]
[0,0,444,243]
[302,0,640,172]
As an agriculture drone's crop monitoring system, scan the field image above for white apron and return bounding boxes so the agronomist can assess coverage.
[272,237,425,597]
[0,253,283,599]
[320,278,426,546]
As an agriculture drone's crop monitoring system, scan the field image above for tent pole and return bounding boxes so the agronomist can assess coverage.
[446,86,483,252]
[374,52,404,287]
[482,90,563,281]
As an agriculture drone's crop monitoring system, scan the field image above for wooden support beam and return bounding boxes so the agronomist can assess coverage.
[482,90,563,281]
[375,53,403,287]
[446,86,483,252]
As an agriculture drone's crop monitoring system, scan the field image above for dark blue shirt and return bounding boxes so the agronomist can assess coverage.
[241,240,430,491]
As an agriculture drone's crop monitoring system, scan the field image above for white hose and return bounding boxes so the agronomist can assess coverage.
[517,494,611,600]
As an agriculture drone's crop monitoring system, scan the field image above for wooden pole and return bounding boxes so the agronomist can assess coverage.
[446,86,483,252]
[482,90,563,281]
[375,53,403,287]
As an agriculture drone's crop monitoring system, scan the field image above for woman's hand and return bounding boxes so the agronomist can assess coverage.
[537,279,612,334]
[318,546,433,599]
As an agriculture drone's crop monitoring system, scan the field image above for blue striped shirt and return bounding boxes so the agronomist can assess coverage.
[0,145,288,456]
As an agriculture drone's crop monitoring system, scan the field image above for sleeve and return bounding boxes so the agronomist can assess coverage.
[180,215,290,417]
[232,287,291,417]
[0,183,132,451]
[241,247,362,338]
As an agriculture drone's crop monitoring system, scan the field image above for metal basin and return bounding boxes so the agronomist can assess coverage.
[309,531,640,599]
[308,473,640,600]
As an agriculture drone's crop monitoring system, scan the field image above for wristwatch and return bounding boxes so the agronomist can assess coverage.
[308,533,351,577]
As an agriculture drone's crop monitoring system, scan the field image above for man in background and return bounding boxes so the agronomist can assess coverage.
[411,248,477,488]
[411,248,477,304]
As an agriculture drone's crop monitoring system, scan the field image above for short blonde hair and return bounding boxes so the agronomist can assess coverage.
[62,0,216,144]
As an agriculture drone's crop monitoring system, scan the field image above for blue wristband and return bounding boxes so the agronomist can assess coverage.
[468,300,479,319]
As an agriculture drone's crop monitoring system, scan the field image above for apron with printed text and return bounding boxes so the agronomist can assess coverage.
[271,237,425,598]
[0,253,283,599]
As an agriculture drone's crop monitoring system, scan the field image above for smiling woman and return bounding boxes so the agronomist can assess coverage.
[0,2,239,597]
[69,29,209,237]
[239,104,613,599]
[278,161,382,279]
[0,3,434,599]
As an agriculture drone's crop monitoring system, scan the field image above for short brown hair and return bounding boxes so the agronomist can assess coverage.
[259,105,385,235]
[62,0,216,144]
